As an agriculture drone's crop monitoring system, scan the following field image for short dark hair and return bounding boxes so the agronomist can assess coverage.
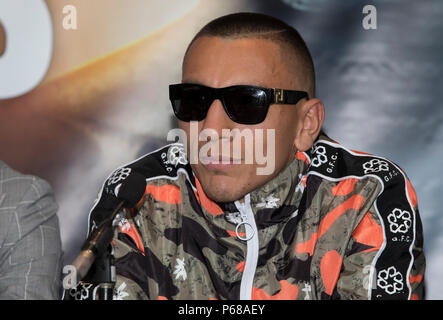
[183,12,316,97]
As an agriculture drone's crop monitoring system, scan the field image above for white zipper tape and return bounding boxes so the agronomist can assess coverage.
[234,194,259,300]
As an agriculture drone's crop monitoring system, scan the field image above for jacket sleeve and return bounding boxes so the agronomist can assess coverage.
[0,176,62,300]
[336,171,426,300]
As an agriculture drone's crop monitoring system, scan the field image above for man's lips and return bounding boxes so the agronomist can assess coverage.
[200,155,243,169]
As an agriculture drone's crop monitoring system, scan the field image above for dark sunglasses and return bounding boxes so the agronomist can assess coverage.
[169,83,309,125]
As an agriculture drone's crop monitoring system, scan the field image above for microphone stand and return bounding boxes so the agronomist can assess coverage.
[91,243,116,300]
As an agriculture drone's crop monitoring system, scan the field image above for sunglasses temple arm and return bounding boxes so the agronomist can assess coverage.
[274,89,309,104]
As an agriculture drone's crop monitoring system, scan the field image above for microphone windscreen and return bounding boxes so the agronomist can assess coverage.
[117,172,146,208]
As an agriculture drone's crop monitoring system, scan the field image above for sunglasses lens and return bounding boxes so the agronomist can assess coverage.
[223,87,269,124]
[170,85,211,121]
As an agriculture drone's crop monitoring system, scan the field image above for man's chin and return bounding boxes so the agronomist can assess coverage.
[195,170,250,203]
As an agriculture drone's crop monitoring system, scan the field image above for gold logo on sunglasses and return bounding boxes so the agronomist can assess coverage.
[274,88,284,103]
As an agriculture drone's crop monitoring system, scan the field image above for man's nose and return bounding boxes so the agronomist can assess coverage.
[201,99,235,133]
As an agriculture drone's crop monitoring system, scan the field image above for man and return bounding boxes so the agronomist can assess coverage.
[0,161,62,299]
[80,12,425,300]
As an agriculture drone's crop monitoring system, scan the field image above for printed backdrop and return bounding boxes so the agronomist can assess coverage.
[0,0,442,299]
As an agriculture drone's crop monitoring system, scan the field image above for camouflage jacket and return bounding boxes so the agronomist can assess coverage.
[75,135,425,300]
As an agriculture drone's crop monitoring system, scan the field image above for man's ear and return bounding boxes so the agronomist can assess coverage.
[293,98,325,152]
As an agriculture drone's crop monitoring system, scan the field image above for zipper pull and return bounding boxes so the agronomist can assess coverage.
[235,198,255,241]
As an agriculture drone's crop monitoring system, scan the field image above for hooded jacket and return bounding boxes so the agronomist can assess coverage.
[69,134,425,300]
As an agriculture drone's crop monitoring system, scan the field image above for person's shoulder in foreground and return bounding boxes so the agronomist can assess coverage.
[0,161,62,299]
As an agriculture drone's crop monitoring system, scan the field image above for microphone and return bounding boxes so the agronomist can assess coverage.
[71,172,146,283]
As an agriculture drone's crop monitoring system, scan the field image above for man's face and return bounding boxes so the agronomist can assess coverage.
[180,36,307,202]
